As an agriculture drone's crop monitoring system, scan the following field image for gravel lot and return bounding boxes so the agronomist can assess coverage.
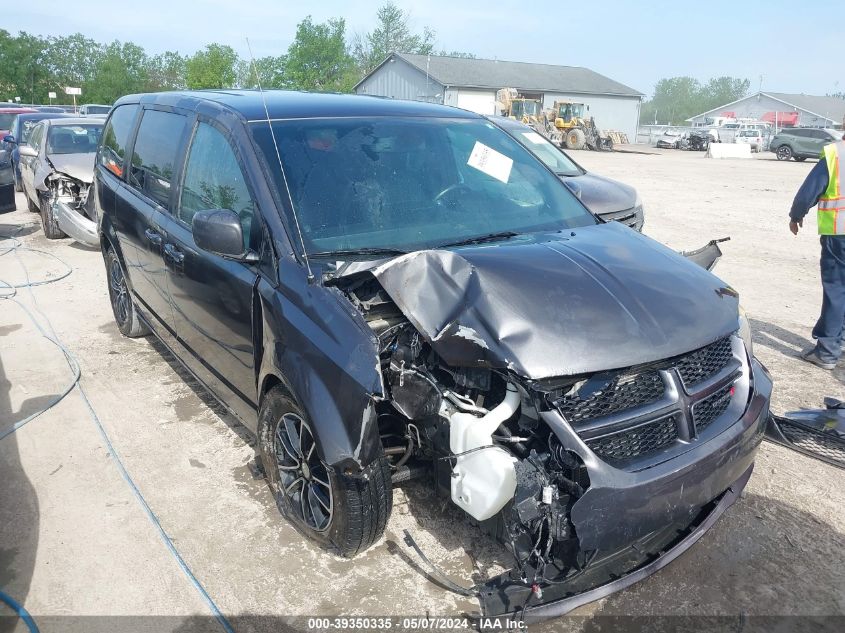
[1,148,843,633]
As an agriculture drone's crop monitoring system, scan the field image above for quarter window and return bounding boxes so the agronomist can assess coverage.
[128,109,187,209]
[98,104,139,179]
[179,122,256,249]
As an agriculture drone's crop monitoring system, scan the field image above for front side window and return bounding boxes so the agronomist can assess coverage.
[99,104,140,179]
[179,122,256,249]
[252,116,594,254]
[128,109,187,209]
[46,124,102,155]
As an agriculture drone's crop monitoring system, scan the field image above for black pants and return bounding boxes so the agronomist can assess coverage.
[812,235,845,363]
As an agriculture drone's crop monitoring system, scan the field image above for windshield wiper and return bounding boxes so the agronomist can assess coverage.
[437,231,520,248]
[309,247,409,259]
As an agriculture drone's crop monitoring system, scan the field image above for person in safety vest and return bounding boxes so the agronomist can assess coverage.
[790,133,845,370]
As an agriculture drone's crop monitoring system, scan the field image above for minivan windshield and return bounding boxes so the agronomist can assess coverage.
[252,117,595,254]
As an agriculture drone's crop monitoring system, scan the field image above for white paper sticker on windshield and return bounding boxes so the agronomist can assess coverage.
[521,132,546,145]
[467,141,513,183]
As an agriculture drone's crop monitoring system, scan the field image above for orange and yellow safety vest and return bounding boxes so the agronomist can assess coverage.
[819,140,845,235]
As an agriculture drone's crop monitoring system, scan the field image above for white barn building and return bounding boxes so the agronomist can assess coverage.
[354,53,643,141]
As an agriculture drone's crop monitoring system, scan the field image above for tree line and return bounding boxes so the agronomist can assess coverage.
[639,76,752,125]
[0,2,474,105]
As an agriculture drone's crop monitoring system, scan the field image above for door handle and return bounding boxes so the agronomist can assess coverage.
[144,228,162,246]
[164,243,185,264]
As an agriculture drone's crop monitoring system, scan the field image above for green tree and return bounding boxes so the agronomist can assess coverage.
[46,33,104,100]
[237,55,286,89]
[352,2,436,73]
[438,50,476,58]
[0,30,52,104]
[146,51,187,91]
[700,76,751,111]
[86,41,149,104]
[285,16,356,92]
[640,75,750,125]
[185,44,238,89]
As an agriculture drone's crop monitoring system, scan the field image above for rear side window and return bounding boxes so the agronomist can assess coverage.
[179,122,257,249]
[128,109,187,209]
[99,104,139,179]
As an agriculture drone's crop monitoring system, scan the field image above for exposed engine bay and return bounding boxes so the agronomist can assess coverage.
[329,237,772,620]
[46,170,98,246]
[344,274,591,586]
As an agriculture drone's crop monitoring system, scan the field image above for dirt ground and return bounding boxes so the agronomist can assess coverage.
[1,148,843,633]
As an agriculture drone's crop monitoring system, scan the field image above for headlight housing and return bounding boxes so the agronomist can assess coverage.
[738,306,753,358]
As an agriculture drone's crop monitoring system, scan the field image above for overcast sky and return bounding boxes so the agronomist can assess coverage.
[8,0,841,97]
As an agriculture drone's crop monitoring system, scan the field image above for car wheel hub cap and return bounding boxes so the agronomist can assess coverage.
[274,413,333,532]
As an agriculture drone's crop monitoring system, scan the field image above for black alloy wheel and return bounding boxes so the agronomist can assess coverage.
[273,413,333,532]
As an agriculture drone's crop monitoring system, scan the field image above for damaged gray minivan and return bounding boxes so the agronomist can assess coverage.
[96,91,772,623]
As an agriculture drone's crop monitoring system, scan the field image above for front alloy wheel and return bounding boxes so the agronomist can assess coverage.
[274,413,333,532]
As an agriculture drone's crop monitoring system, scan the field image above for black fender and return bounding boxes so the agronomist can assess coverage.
[256,258,384,472]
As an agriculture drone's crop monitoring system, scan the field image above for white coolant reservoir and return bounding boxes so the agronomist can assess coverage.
[449,384,520,521]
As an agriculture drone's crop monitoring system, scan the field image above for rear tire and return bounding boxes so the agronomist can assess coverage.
[106,247,149,337]
[258,387,392,557]
[564,128,587,150]
[40,196,66,239]
[776,145,793,161]
[795,156,807,162]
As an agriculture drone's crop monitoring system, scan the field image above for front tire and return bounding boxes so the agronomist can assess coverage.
[106,247,149,337]
[24,185,39,213]
[40,196,66,239]
[564,128,587,150]
[258,387,392,557]
[795,156,807,162]
[776,145,793,161]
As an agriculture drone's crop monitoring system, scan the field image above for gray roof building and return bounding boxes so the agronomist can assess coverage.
[355,53,643,97]
[355,53,643,141]
[687,91,845,128]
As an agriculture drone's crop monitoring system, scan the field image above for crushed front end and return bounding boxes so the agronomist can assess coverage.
[47,172,98,246]
[332,254,772,623]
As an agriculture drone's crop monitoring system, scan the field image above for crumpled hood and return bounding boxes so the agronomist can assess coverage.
[352,222,739,379]
[46,152,95,183]
[562,173,637,215]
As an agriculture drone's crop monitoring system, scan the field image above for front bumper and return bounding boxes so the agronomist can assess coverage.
[53,200,98,247]
[479,358,773,622]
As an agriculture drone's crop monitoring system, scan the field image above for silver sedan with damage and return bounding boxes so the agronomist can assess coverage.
[17,117,103,245]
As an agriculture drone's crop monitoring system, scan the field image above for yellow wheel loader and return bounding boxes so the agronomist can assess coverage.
[551,100,613,151]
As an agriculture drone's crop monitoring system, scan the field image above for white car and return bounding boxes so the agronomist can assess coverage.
[736,129,764,152]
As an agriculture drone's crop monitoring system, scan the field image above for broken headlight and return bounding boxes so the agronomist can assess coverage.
[738,306,753,358]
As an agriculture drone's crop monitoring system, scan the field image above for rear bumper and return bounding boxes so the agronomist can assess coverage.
[54,200,98,246]
[480,359,773,622]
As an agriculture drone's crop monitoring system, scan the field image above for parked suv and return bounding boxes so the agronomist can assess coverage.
[95,91,772,622]
[769,127,842,161]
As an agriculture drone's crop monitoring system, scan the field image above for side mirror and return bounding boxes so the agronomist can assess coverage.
[2,135,15,144]
[192,209,248,259]
[18,145,36,158]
